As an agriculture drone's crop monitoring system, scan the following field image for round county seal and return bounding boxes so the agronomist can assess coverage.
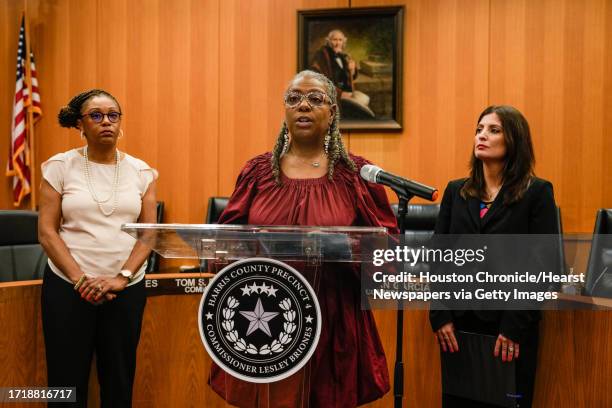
[198,258,322,383]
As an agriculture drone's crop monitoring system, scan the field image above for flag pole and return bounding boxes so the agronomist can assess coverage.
[23,8,37,210]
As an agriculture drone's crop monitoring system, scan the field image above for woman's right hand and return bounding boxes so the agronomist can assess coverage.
[77,275,117,305]
[435,322,459,352]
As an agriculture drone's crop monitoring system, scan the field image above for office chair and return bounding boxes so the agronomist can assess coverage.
[145,201,165,273]
[0,210,47,281]
[206,197,229,224]
[584,209,612,297]
[181,197,229,273]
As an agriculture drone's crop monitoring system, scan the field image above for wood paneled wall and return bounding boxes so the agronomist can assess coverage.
[0,0,610,231]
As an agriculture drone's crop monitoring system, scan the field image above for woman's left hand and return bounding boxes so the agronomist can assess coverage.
[79,276,128,302]
[494,334,519,362]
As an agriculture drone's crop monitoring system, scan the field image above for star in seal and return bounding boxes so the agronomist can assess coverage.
[239,298,279,337]
[267,285,278,297]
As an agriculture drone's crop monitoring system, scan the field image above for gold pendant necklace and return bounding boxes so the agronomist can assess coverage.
[286,152,324,168]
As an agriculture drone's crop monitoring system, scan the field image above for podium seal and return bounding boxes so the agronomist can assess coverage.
[198,258,321,383]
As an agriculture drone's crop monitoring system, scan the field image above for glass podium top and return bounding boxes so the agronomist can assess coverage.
[122,223,388,263]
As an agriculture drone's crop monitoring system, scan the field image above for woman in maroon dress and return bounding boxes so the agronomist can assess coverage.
[209,70,398,407]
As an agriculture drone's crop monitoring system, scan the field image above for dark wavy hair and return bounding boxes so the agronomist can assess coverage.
[461,105,535,205]
[271,70,355,184]
[57,89,121,128]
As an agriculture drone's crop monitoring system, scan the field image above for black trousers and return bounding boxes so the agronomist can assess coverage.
[442,312,539,408]
[41,266,146,408]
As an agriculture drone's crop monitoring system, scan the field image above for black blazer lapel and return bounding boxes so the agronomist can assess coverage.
[480,186,507,230]
[467,197,481,231]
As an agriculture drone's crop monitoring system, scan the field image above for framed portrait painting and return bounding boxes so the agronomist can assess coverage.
[298,7,404,131]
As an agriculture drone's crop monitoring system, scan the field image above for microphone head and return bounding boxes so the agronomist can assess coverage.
[360,164,382,183]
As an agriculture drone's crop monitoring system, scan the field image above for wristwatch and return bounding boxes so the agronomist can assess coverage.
[119,269,134,283]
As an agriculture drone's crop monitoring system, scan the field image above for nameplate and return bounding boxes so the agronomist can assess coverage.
[145,273,213,297]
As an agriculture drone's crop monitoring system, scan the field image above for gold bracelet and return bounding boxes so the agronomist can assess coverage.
[74,275,87,291]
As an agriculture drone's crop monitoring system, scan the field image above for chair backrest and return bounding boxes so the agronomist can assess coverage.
[556,206,566,269]
[0,210,38,245]
[206,197,229,224]
[547,206,567,291]
[585,209,612,297]
[145,201,165,273]
[185,197,229,273]
[390,203,440,232]
[390,204,440,272]
[0,210,47,281]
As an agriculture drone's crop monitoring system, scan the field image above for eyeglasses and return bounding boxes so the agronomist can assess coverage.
[81,111,122,123]
[284,91,330,108]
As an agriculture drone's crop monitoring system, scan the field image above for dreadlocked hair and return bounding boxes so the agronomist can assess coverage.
[58,89,121,128]
[271,70,355,184]
[271,121,287,184]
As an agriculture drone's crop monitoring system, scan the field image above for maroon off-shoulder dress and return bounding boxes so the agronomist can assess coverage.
[209,152,398,407]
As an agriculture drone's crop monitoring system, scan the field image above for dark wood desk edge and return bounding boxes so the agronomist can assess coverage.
[556,292,612,309]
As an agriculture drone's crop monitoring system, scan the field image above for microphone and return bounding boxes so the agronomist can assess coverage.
[360,164,439,201]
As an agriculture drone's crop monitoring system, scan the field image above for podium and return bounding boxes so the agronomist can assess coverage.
[122,223,390,403]
[122,223,387,264]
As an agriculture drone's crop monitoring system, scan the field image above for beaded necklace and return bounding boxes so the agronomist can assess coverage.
[83,146,120,216]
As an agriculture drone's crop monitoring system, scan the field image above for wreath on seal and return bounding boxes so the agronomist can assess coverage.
[221,295,297,355]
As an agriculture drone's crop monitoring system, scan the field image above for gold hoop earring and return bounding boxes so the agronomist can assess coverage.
[119,129,124,139]
[80,130,85,140]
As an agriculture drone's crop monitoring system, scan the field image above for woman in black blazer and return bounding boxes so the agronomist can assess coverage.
[430,105,559,408]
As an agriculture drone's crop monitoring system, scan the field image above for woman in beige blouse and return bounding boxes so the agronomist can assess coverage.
[38,89,157,408]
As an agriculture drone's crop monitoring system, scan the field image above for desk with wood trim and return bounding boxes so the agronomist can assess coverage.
[1,274,610,407]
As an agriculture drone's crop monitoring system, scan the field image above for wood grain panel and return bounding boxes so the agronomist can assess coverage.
[533,311,578,407]
[123,0,161,173]
[489,0,612,232]
[403,310,441,408]
[155,0,193,225]
[348,0,490,208]
[34,0,72,174]
[133,295,227,407]
[0,284,46,408]
[574,310,612,407]
[187,0,220,224]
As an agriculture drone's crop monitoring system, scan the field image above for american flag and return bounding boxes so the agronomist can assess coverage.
[6,16,42,206]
